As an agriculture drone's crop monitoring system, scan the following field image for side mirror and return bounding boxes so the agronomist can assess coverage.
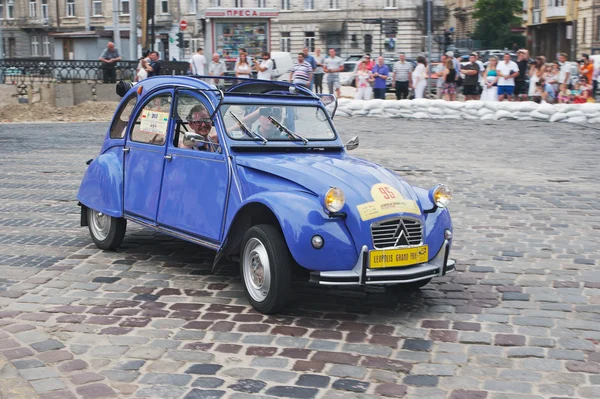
[182,132,222,153]
[345,136,359,151]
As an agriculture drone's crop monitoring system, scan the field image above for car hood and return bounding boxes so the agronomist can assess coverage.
[235,152,421,208]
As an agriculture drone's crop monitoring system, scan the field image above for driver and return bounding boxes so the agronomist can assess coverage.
[181,104,219,151]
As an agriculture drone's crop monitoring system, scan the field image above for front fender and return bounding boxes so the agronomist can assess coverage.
[236,191,358,271]
[76,149,123,218]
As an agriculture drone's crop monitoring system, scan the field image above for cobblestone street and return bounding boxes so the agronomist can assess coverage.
[0,119,599,399]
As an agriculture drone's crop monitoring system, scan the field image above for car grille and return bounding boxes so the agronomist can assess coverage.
[371,218,423,249]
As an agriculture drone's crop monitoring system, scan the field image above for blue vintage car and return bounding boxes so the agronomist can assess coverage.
[77,76,454,314]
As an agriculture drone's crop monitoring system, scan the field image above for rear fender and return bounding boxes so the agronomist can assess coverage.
[224,191,358,271]
[76,149,123,218]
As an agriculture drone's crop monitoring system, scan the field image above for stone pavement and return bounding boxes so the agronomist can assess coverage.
[0,120,599,399]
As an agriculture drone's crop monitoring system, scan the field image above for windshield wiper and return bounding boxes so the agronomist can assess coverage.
[229,111,268,144]
[267,116,309,145]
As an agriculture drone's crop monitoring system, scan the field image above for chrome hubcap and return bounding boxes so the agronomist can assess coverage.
[89,209,110,241]
[242,238,271,302]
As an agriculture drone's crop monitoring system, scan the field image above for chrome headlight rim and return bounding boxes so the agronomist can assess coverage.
[431,184,452,209]
[323,187,346,213]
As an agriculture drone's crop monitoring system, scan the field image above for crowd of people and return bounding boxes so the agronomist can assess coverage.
[121,40,599,105]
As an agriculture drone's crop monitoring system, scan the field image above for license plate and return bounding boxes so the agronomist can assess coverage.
[369,246,429,269]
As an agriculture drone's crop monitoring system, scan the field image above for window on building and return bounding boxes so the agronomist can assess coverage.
[385,0,396,7]
[305,0,314,9]
[41,0,48,19]
[235,0,243,6]
[0,2,4,20]
[597,16,600,41]
[364,34,372,53]
[280,32,291,52]
[93,0,102,16]
[533,0,540,8]
[211,0,221,6]
[189,0,196,14]
[281,0,290,10]
[29,0,37,18]
[161,0,168,13]
[583,18,586,43]
[304,32,315,51]
[31,36,40,56]
[329,0,340,9]
[7,0,14,19]
[66,0,75,17]
[121,0,130,15]
[42,36,50,56]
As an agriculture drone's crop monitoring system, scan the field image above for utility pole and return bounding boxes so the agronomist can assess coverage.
[84,0,91,31]
[112,0,121,51]
[427,0,432,97]
[0,19,4,61]
[129,0,138,59]
[141,1,147,50]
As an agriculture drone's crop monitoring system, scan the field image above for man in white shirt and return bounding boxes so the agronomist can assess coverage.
[207,53,227,88]
[496,52,519,101]
[557,53,571,88]
[189,48,207,75]
[256,52,274,80]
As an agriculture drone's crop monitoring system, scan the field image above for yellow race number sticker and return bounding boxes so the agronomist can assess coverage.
[357,183,421,221]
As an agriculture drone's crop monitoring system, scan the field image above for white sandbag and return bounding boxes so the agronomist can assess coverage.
[517,102,538,112]
[337,98,352,107]
[517,116,534,121]
[579,103,600,114]
[464,109,480,116]
[566,110,585,118]
[383,108,402,115]
[396,100,413,109]
[412,99,430,107]
[477,108,494,116]
[536,104,555,115]
[560,104,579,113]
[565,116,587,124]
[445,101,465,110]
[429,99,446,107]
[483,102,500,111]
[530,110,549,120]
[347,100,365,111]
[584,112,600,120]
[463,114,479,120]
[497,102,522,112]
[352,110,368,116]
[336,110,352,117]
[587,116,600,124]
[464,101,483,110]
[337,106,352,115]
[412,112,431,119]
[549,112,567,122]
[442,114,463,120]
[495,110,515,119]
[364,99,386,110]
[480,113,496,120]
[427,107,444,115]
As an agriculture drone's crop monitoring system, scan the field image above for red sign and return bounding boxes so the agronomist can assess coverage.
[179,20,188,31]
[204,8,279,18]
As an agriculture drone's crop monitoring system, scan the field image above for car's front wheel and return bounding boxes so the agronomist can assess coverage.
[87,208,127,250]
[240,224,291,314]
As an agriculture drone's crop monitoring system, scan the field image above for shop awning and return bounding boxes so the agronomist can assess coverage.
[319,22,345,32]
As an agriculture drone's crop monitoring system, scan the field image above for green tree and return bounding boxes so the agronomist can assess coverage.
[472,0,524,49]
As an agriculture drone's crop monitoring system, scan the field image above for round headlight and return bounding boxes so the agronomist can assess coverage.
[432,184,452,208]
[324,187,345,213]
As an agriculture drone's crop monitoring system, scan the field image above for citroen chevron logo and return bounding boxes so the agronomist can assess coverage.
[394,221,410,247]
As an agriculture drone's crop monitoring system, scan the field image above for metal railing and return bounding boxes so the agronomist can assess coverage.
[0,59,189,85]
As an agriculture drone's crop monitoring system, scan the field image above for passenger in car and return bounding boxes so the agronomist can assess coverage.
[180,105,219,151]
[232,107,285,139]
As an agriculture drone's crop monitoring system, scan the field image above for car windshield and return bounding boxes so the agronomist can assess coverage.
[221,104,336,142]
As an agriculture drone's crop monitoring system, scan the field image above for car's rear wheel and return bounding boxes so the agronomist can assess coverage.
[240,224,291,314]
[87,208,127,250]
[390,278,432,294]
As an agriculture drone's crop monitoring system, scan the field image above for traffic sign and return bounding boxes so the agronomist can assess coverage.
[179,20,188,31]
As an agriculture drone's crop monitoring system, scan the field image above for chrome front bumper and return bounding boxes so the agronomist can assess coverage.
[310,240,455,286]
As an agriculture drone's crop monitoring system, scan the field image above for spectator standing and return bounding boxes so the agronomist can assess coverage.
[302,47,317,90]
[135,49,151,82]
[580,54,594,89]
[514,49,529,101]
[289,52,313,87]
[446,51,461,77]
[189,48,207,75]
[481,56,499,102]
[435,54,447,99]
[99,42,121,83]
[354,61,373,100]
[313,47,325,94]
[256,52,274,80]
[363,54,375,70]
[462,54,481,101]
[371,56,389,99]
[474,53,485,96]
[528,56,544,97]
[442,58,457,101]
[236,52,251,79]
[323,48,344,97]
[412,56,428,99]
[147,51,161,77]
[496,52,519,101]
[207,53,227,88]
[392,52,413,100]
[557,53,571,89]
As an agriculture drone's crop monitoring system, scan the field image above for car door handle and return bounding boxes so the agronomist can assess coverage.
[122,147,130,153]
[164,154,172,161]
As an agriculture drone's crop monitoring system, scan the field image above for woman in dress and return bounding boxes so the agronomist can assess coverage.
[354,61,373,100]
[235,52,251,80]
[313,47,325,94]
[528,56,545,97]
[481,56,499,101]
[412,56,428,99]
[442,58,457,101]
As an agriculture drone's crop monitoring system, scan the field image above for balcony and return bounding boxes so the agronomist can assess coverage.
[546,5,566,19]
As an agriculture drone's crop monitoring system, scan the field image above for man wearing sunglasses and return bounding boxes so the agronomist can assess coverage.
[181,105,219,151]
